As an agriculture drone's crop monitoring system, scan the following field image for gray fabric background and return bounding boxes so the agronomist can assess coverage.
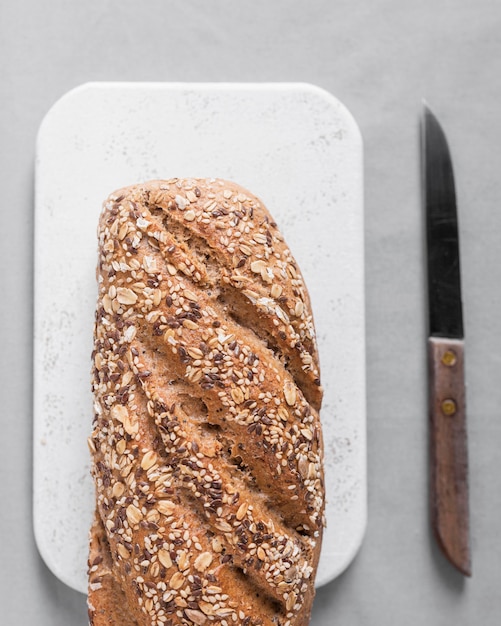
[1,1,500,624]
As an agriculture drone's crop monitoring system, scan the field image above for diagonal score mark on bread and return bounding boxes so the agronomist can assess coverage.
[89,178,324,626]
[132,296,322,534]
[140,199,322,413]
[102,369,314,614]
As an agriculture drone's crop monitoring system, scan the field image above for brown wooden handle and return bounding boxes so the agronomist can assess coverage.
[428,336,471,576]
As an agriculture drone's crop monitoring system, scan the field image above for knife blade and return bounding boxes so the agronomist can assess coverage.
[422,103,471,577]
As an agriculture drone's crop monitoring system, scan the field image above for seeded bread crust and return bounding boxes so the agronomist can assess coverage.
[88,178,324,626]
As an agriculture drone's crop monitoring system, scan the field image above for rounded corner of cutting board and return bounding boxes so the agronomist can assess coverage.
[316,506,368,588]
[36,83,95,147]
[33,509,84,594]
[289,82,363,148]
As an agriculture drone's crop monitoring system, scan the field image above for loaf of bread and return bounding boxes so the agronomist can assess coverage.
[88,178,324,626]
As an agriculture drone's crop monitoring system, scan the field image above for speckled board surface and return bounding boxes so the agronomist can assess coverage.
[33,82,366,594]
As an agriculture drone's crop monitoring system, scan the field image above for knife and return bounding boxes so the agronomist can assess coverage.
[422,103,471,577]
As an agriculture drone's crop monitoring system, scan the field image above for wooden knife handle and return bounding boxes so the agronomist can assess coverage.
[428,336,471,576]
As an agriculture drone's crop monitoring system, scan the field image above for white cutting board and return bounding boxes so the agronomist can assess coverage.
[33,82,366,594]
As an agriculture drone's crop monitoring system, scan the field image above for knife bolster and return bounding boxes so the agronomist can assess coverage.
[428,336,471,576]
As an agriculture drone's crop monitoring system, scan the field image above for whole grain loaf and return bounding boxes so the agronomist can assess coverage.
[88,178,324,626]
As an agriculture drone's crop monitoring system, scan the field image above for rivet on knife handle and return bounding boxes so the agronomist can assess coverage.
[428,336,471,576]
